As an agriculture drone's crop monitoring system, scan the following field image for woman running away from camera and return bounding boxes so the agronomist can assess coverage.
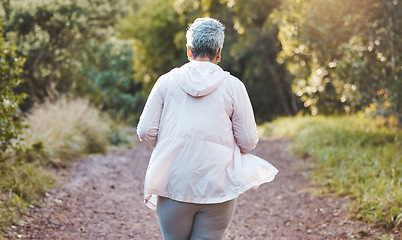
[137,17,278,240]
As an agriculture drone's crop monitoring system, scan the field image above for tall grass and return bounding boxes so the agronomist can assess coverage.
[24,98,112,160]
[260,114,402,229]
[1,98,115,234]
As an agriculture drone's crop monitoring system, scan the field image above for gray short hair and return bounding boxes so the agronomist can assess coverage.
[186,17,225,60]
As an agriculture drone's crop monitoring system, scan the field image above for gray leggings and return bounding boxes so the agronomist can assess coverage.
[157,196,237,240]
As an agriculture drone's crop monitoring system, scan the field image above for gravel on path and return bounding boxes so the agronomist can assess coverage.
[9,137,398,239]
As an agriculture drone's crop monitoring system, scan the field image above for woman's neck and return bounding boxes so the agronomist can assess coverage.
[192,56,219,65]
[193,56,212,62]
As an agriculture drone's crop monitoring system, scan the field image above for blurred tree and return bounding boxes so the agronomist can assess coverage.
[118,0,186,92]
[0,0,142,112]
[226,0,297,120]
[275,0,401,123]
[119,0,296,122]
[0,19,26,156]
[76,38,145,123]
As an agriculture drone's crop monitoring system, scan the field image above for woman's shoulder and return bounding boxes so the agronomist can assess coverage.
[151,68,183,97]
[157,67,181,83]
[225,73,241,82]
[153,69,179,90]
[223,73,246,89]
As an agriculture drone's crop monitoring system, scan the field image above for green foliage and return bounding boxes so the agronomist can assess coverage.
[118,0,296,122]
[228,0,296,121]
[0,1,143,233]
[0,19,26,156]
[274,0,402,123]
[0,0,141,110]
[261,115,402,228]
[118,0,187,92]
[0,157,53,203]
[76,39,145,123]
[0,151,54,233]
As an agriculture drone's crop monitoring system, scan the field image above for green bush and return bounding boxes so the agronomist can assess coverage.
[0,20,26,156]
[260,115,402,229]
[0,157,53,229]
[77,39,145,124]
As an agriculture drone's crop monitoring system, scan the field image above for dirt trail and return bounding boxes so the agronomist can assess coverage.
[8,137,397,239]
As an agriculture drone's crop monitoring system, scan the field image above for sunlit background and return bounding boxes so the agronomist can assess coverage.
[0,0,401,235]
[2,0,401,123]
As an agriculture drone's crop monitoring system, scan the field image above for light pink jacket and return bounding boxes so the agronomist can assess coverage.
[137,60,278,210]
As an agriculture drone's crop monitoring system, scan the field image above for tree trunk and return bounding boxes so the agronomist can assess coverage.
[262,53,295,116]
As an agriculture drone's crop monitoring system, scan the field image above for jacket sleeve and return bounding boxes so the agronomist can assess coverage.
[231,80,259,153]
[136,79,164,148]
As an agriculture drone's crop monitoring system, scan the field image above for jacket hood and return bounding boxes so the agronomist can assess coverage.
[176,60,230,97]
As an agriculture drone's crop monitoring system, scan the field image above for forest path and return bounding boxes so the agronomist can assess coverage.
[11,137,393,239]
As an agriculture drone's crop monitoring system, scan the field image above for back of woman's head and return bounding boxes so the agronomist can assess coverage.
[186,17,225,60]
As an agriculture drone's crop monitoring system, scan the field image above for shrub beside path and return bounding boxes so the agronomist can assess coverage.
[9,137,398,239]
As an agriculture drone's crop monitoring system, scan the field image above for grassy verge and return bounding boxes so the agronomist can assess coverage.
[260,114,401,229]
[0,98,133,235]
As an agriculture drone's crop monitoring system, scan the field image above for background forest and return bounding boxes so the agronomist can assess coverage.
[0,0,401,235]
